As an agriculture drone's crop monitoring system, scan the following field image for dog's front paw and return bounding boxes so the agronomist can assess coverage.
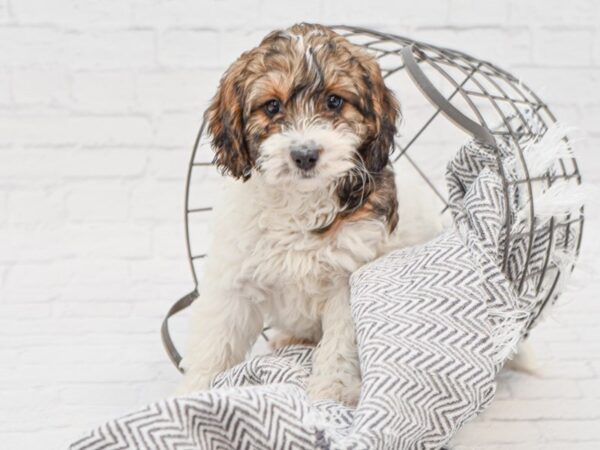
[306,375,361,407]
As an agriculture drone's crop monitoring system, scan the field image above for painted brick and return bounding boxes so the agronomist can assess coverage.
[132,0,261,29]
[153,112,201,148]
[12,0,133,27]
[7,189,66,226]
[153,223,188,259]
[0,229,70,264]
[0,68,11,105]
[321,1,451,27]
[1,3,600,449]
[0,27,70,66]
[66,183,130,222]
[148,149,190,182]
[414,27,532,66]
[218,28,271,67]
[60,148,147,179]
[63,225,153,259]
[12,67,71,106]
[135,69,218,112]
[130,181,184,222]
[72,71,137,111]
[508,0,599,27]
[158,29,220,69]
[69,30,156,70]
[448,0,509,26]
[534,28,594,67]
[0,0,9,22]
[0,114,155,147]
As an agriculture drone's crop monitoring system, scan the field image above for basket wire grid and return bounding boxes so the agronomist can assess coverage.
[162,25,584,370]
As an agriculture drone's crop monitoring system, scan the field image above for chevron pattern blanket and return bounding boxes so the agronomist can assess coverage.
[70,126,578,450]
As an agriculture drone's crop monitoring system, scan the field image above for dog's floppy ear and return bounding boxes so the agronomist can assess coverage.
[205,58,253,180]
[360,60,400,173]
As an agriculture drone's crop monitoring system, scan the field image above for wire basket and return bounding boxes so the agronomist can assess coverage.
[162,25,584,371]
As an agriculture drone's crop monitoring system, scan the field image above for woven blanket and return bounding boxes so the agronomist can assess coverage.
[70,127,575,450]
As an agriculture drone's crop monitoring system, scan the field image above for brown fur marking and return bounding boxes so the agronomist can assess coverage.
[205,23,400,231]
[316,166,399,238]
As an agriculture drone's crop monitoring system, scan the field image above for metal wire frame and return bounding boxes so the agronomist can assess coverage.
[329,26,583,326]
[164,25,584,368]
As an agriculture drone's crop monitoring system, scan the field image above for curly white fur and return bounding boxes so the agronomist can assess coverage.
[177,156,442,404]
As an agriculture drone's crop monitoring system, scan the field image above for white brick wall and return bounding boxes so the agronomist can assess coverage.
[1,1,599,448]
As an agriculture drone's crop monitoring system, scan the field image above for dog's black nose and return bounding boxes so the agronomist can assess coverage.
[290,145,320,171]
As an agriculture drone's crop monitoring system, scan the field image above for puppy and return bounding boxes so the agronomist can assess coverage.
[178,23,436,405]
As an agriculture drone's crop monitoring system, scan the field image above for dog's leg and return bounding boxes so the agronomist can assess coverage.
[176,291,263,395]
[306,281,361,406]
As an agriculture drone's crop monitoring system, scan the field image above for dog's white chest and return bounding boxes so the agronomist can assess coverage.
[205,177,388,337]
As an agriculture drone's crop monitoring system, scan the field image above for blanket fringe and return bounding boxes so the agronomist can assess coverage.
[484,123,584,363]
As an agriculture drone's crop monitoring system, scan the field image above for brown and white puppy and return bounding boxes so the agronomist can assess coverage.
[178,23,434,405]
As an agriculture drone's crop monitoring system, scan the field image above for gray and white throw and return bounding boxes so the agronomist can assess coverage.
[70,124,581,450]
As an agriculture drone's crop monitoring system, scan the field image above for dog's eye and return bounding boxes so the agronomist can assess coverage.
[264,99,281,117]
[326,94,344,110]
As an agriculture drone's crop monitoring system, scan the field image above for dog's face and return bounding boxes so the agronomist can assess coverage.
[206,23,400,192]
